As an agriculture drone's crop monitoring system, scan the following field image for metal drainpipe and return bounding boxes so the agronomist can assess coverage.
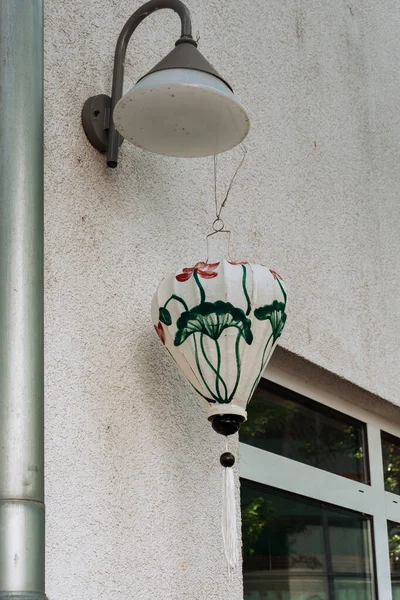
[0,3,45,600]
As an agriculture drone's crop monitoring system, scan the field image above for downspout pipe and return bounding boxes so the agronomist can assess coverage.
[0,3,45,600]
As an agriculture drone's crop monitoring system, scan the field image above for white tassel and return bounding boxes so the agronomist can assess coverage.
[221,441,238,575]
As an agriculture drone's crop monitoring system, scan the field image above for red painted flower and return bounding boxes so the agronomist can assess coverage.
[228,260,248,265]
[176,262,220,282]
[270,269,283,281]
[154,322,166,345]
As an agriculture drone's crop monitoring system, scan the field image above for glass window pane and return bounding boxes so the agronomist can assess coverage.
[382,431,400,494]
[388,521,400,599]
[240,380,369,484]
[327,506,374,576]
[333,579,375,600]
[241,479,376,600]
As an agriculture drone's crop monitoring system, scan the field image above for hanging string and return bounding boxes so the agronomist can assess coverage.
[214,154,218,219]
[206,145,247,261]
[220,437,239,577]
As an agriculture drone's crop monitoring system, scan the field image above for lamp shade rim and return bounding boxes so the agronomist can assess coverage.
[138,65,233,92]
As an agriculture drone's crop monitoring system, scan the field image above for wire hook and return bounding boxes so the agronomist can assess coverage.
[205,145,247,262]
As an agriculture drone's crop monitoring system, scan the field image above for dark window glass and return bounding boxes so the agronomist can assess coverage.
[381,431,400,494]
[240,380,369,484]
[388,521,400,600]
[241,479,376,600]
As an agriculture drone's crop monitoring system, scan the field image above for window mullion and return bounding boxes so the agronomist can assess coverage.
[322,510,335,600]
[367,423,393,599]
[240,442,377,515]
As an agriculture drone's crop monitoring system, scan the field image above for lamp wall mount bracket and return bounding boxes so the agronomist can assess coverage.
[82,94,112,154]
[81,0,195,168]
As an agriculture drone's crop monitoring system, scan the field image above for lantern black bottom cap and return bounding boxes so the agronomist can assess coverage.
[209,414,245,436]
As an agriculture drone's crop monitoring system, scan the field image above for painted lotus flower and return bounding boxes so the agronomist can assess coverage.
[174,301,253,347]
[176,261,219,282]
[269,269,283,281]
[154,322,166,345]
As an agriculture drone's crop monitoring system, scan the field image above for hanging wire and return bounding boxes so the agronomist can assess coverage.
[206,145,247,260]
[214,145,247,223]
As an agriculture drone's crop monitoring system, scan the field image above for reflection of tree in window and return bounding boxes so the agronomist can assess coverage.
[389,526,400,569]
[388,522,400,599]
[241,480,376,600]
[241,492,307,563]
[241,380,368,483]
[241,495,275,558]
[382,432,400,494]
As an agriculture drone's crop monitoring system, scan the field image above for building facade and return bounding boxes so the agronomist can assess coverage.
[43,0,400,599]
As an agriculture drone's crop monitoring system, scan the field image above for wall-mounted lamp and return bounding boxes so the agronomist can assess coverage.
[82,0,250,167]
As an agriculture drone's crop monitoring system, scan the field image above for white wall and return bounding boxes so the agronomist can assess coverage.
[44,1,400,599]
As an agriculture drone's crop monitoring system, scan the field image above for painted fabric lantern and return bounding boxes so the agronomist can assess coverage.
[152,259,287,571]
[152,260,287,432]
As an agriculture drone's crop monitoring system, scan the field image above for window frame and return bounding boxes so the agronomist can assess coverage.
[241,376,371,485]
[240,365,400,599]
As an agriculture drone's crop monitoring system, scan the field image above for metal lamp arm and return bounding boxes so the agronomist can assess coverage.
[107,0,195,167]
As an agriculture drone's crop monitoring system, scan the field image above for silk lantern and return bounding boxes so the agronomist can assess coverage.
[152,259,287,571]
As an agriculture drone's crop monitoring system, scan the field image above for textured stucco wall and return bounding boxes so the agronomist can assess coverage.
[44,1,400,599]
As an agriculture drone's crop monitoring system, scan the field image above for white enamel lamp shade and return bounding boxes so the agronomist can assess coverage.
[113,68,250,157]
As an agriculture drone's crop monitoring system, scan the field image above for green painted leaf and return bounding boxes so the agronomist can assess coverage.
[242,324,253,345]
[254,300,287,342]
[254,300,285,320]
[159,307,172,326]
[174,300,253,347]
[174,329,187,346]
